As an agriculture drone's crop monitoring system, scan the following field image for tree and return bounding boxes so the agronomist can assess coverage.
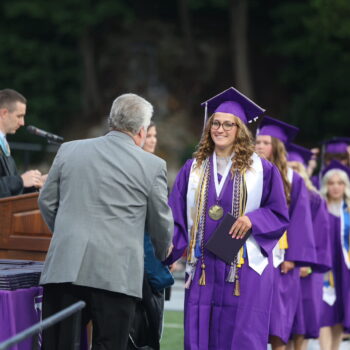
[229,0,253,97]
[268,0,350,142]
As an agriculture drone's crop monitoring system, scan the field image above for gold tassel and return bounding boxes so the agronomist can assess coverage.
[329,271,334,287]
[234,278,240,296]
[199,263,206,286]
[237,247,244,267]
[279,231,289,249]
[239,247,244,266]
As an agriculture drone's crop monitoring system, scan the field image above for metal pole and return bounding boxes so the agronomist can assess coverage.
[71,309,82,350]
[0,301,86,350]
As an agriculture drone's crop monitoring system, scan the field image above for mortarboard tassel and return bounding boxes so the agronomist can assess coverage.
[236,247,245,268]
[226,262,236,283]
[199,263,206,286]
[204,102,208,127]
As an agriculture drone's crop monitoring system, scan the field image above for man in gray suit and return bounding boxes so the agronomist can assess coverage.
[39,93,174,350]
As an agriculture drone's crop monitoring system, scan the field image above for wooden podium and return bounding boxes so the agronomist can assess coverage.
[0,193,51,261]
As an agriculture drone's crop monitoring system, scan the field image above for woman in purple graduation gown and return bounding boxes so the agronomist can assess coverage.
[286,145,331,350]
[166,87,289,350]
[319,167,350,350]
[255,116,317,350]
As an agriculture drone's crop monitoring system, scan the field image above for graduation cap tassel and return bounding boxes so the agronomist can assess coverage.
[226,262,236,283]
[199,263,206,286]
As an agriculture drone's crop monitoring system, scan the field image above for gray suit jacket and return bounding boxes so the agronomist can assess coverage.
[39,131,173,298]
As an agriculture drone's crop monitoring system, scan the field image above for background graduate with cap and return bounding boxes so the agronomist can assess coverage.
[255,116,318,350]
[166,87,289,349]
[311,137,350,190]
[286,143,332,350]
[319,161,350,350]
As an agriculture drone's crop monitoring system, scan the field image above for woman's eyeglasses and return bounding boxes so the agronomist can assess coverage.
[211,120,238,131]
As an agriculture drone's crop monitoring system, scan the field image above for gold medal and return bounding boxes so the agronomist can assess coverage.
[208,204,224,220]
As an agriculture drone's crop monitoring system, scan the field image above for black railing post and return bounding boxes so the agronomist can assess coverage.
[31,331,40,350]
[72,309,82,350]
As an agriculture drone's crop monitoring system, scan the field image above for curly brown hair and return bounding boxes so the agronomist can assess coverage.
[270,137,292,203]
[193,114,255,174]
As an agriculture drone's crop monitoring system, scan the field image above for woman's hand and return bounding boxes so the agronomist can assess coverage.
[300,267,312,278]
[229,215,252,239]
[281,261,295,274]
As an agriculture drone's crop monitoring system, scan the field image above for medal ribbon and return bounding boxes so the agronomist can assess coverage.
[212,152,232,200]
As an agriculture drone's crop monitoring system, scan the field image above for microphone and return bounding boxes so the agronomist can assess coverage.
[26,125,64,144]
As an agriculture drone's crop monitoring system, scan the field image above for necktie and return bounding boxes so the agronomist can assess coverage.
[0,136,10,156]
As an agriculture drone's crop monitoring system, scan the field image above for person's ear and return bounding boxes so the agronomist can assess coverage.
[140,126,146,138]
[0,108,8,119]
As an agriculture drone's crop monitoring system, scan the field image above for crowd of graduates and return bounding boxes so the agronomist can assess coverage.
[166,87,350,350]
[256,119,350,350]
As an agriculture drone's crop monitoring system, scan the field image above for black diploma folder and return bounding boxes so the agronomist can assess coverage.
[205,213,251,264]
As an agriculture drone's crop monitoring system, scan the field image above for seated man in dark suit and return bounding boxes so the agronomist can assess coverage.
[0,89,44,198]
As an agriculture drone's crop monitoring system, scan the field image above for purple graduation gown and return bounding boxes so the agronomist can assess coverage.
[311,174,320,190]
[269,171,317,344]
[320,213,350,332]
[167,156,289,350]
[291,191,331,338]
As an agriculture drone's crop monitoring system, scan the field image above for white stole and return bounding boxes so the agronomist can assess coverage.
[186,153,266,275]
[212,152,232,197]
[244,153,267,275]
[272,167,293,268]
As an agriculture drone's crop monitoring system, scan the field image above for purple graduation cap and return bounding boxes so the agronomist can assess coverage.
[324,137,350,154]
[321,159,350,179]
[287,143,313,167]
[201,87,265,126]
[258,115,299,144]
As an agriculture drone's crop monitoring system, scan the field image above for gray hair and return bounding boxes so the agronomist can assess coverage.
[108,93,153,134]
[320,169,350,207]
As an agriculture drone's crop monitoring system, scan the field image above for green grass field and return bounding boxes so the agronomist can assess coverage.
[161,310,184,350]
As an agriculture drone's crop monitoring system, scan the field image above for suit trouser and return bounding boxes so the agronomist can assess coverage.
[42,283,137,350]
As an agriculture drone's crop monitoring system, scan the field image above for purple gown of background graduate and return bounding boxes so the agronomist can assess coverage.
[320,213,350,332]
[311,175,320,190]
[269,171,317,344]
[167,156,289,350]
[290,191,331,339]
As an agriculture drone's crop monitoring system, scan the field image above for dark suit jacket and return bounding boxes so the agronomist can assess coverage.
[0,148,37,198]
[0,148,24,198]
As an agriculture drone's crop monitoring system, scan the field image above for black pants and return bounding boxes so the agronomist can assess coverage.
[42,283,137,350]
[128,275,164,350]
